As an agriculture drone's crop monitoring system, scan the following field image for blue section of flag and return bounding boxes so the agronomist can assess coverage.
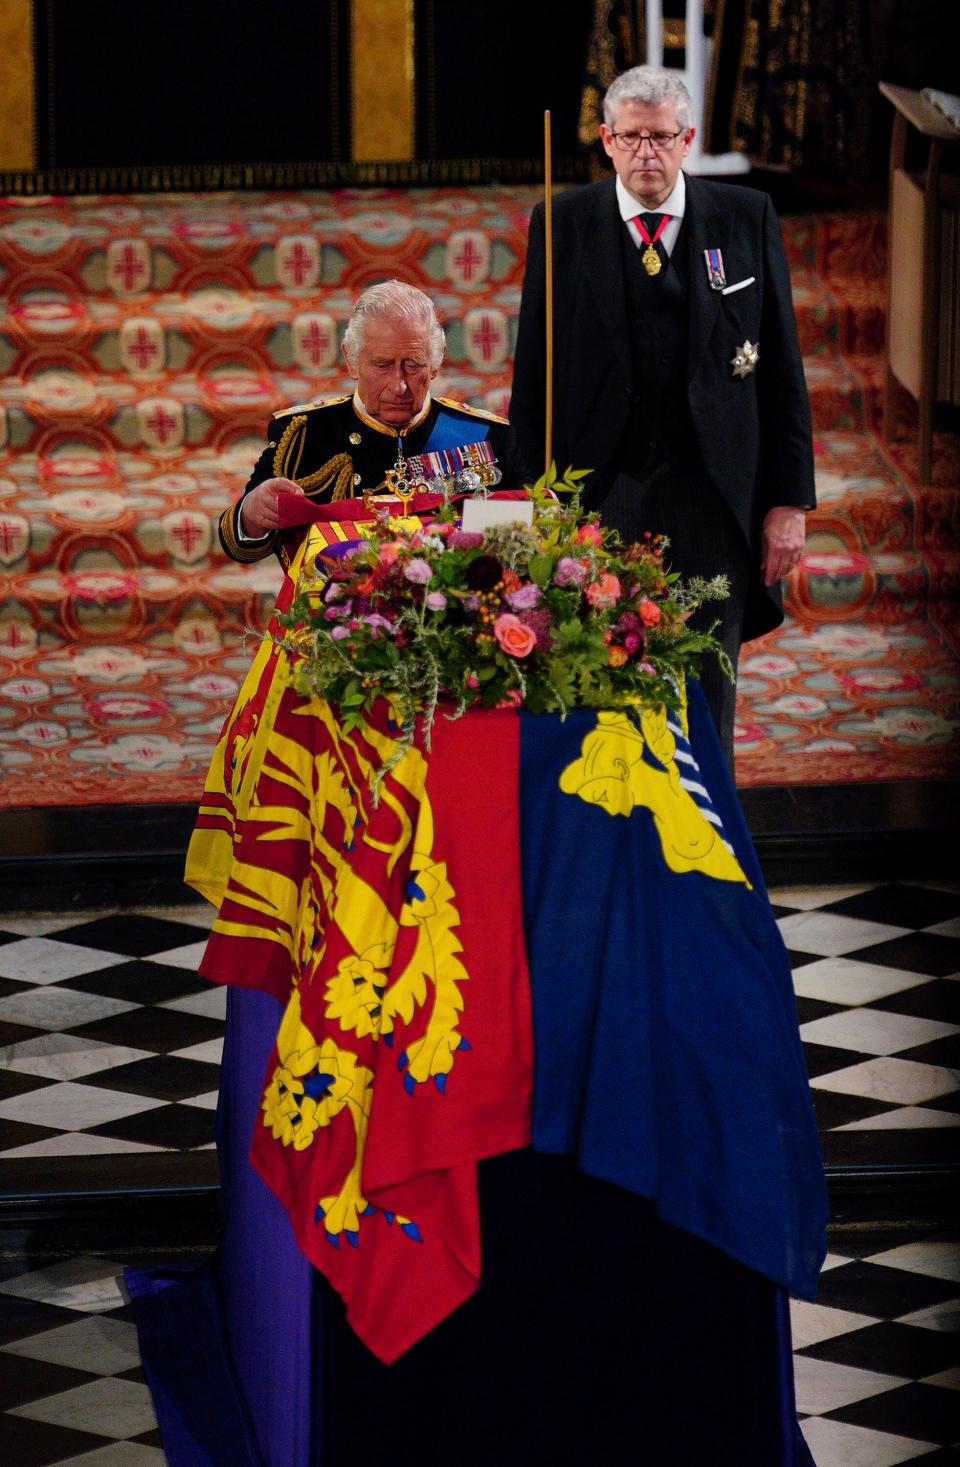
[422,405,490,454]
[517,684,827,1301]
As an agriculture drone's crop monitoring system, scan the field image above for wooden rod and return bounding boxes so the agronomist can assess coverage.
[543,109,554,477]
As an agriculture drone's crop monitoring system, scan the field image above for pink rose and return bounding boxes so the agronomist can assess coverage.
[584,573,621,609]
[493,614,537,658]
[575,522,603,546]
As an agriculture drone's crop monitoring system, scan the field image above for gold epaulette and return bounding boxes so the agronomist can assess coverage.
[434,395,508,425]
[271,393,352,420]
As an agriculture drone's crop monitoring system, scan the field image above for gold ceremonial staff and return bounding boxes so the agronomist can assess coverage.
[543,108,553,478]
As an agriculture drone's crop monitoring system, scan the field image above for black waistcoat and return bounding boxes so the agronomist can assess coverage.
[618,218,703,477]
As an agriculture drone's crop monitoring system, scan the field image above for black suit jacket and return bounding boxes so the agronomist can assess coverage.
[511,174,815,639]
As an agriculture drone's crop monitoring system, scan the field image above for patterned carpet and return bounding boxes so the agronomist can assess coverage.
[0,191,957,806]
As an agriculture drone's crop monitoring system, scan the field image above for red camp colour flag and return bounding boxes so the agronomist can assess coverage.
[276,487,531,529]
[188,673,533,1363]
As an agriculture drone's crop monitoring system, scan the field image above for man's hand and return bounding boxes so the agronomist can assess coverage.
[761,505,806,586]
[239,477,305,537]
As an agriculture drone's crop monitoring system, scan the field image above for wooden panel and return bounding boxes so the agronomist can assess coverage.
[888,169,960,404]
[351,0,414,160]
[0,0,34,170]
[888,169,926,400]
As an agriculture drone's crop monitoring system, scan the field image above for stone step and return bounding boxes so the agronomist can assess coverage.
[0,344,890,455]
[0,275,885,372]
[1,527,950,649]
[0,188,534,291]
[0,287,524,381]
[0,365,516,453]
[1,423,950,569]
[0,553,281,652]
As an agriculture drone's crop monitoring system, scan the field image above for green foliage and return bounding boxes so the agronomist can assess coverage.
[275,488,729,785]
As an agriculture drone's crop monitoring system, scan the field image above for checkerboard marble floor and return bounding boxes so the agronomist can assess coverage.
[0,880,957,1168]
[0,880,957,1464]
[0,1231,956,1465]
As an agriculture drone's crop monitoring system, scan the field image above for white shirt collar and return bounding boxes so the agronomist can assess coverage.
[615,170,686,222]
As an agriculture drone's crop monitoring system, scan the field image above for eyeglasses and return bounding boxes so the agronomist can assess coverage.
[607,129,685,152]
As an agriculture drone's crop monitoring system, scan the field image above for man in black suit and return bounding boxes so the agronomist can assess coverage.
[511,66,815,764]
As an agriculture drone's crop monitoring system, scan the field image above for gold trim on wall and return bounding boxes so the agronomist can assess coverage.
[0,0,35,171]
[351,0,414,161]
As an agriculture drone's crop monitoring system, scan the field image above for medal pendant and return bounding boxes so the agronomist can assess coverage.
[642,245,662,277]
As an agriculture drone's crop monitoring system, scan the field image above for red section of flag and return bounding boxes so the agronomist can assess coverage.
[196,685,532,1362]
[276,488,530,529]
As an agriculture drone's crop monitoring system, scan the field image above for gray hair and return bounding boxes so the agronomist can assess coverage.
[341,279,446,370]
[603,66,693,131]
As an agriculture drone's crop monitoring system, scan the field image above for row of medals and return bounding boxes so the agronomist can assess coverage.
[365,438,502,509]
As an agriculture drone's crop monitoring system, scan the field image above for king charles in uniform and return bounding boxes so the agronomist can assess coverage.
[218,279,525,566]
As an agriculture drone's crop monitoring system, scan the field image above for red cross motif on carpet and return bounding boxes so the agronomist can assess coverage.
[448,231,489,287]
[276,235,320,288]
[138,397,184,449]
[163,511,210,562]
[122,320,164,374]
[0,621,37,653]
[293,313,335,371]
[0,516,29,564]
[465,309,507,367]
[107,239,151,294]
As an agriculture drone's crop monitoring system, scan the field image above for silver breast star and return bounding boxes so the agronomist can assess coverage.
[731,341,760,379]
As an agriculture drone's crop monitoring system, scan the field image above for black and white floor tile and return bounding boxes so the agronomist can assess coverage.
[0,1232,955,1465]
[770,879,960,1166]
[0,882,957,1463]
[0,880,956,1168]
[792,1230,960,1465]
[0,1253,167,1465]
[0,906,220,1160]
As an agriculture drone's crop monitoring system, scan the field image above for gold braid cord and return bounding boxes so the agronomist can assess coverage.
[272,415,354,502]
[219,504,276,563]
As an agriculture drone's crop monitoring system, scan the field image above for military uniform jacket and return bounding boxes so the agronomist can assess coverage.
[219,394,526,565]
